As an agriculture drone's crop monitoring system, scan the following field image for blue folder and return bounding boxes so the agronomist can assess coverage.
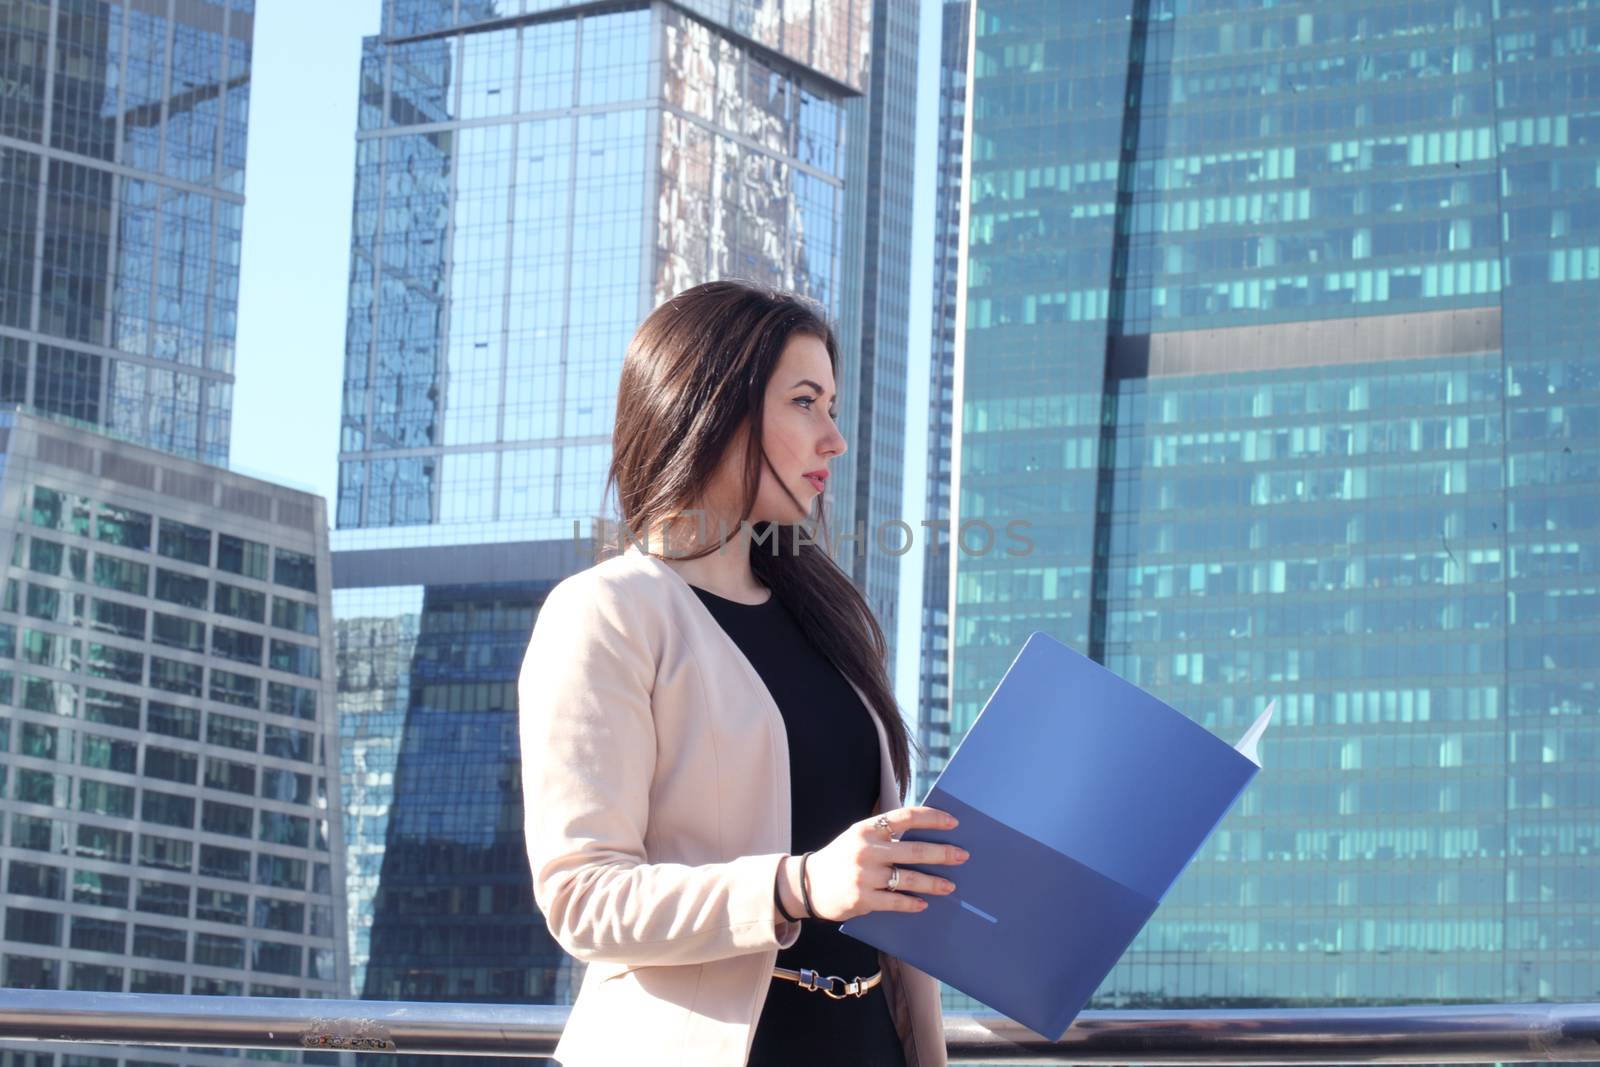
[841,631,1273,1039]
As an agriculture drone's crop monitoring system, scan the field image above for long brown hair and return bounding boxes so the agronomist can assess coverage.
[601,279,913,798]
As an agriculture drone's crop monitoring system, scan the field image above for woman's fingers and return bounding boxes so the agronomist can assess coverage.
[890,840,969,867]
[872,805,959,839]
[868,888,932,912]
[884,867,956,897]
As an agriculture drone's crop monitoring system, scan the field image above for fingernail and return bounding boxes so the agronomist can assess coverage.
[956,849,970,862]
[946,817,959,828]
[916,899,929,910]
[943,881,956,893]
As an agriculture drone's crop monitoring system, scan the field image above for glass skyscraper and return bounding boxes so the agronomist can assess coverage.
[333,0,917,1023]
[915,0,969,792]
[848,0,918,678]
[0,0,251,465]
[946,0,1600,1009]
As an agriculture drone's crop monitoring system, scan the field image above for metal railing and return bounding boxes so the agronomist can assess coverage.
[4,992,1600,1062]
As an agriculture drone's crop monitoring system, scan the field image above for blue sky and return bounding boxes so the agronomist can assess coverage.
[232,0,383,504]
[231,1,942,710]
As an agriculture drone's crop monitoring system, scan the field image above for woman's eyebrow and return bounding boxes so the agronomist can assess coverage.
[790,378,836,400]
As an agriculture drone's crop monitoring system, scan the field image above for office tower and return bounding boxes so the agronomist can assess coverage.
[0,409,347,1066]
[914,0,968,793]
[952,0,1599,1006]
[848,0,918,680]
[0,0,252,464]
[334,0,898,1013]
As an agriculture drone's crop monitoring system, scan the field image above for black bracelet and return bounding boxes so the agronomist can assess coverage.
[774,859,801,924]
[798,850,819,920]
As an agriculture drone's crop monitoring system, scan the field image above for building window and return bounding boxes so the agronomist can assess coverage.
[263,725,312,763]
[270,596,318,635]
[86,641,143,684]
[143,746,197,785]
[128,969,184,994]
[259,811,309,848]
[69,917,126,954]
[214,582,266,623]
[157,518,211,565]
[194,933,245,969]
[135,880,190,918]
[210,668,262,710]
[154,568,208,609]
[251,940,302,977]
[202,799,254,838]
[91,554,149,595]
[137,833,193,872]
[82,686,137,728]
[7,861,64,900]
[198,843,251,882]
[80,734,138,773]
[206,712,258,752]
[140,789,196,829]
[196,888,248,925]
[19,721,56,759]
[268,639,320,679]
[4,955,61,989]
[254,854,306,891]
[267,681,316,720]
[218,534,268,580]
[149,656,203,696]
[68,962,123,992]
[9,814,56,852]
[152,613,205,652]
[4,908,62,946]
[132,924,187,963]
[89,598,146,639]
[96,505,151,551]
[211,626,263,666]
[253,897,305,933]
[71,869,129,908]
[204,757,256,796]
[78,778,134,817]
[146,701,199,740]
[28,487,64,530]
[261,768,311,804]
[272,548,317,592]
[27,537,63,576]
[25,584,61,622]
[75,825,132,865]
[191,976,242,996]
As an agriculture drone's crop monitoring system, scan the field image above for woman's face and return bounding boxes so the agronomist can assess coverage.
[705,332,847,530]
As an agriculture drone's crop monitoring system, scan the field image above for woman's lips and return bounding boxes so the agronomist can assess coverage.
[804,474,826,493]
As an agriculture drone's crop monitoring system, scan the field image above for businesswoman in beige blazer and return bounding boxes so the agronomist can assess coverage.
[518,280,962,1065]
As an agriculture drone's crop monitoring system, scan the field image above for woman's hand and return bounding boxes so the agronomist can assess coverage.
[777,806,969,923]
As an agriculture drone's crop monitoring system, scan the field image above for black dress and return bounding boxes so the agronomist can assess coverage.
[689,584,907,1067]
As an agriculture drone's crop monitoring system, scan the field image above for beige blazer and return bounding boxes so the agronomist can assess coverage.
[518,544,946,1066]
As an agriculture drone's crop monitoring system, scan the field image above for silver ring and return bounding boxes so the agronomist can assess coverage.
[886,867,901,893]
[873,815,892,835]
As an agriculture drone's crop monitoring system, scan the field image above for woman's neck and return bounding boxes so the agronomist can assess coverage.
[649,513,767,602]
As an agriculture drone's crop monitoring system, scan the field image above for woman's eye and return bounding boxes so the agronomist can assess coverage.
[794,396,814,408]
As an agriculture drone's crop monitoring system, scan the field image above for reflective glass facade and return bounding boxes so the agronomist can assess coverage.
[949,0,1600,1008]
[848,0,918,678]
[338,0,853,538]
[0,0,251,466]
[0,410,346,1067]
[334,0,887,1026]
[915,0,969,791]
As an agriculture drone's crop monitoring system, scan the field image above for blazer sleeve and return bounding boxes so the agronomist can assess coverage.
[518,573,802,967]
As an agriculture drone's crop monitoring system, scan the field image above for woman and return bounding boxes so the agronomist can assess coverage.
[518,281,964,1065]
